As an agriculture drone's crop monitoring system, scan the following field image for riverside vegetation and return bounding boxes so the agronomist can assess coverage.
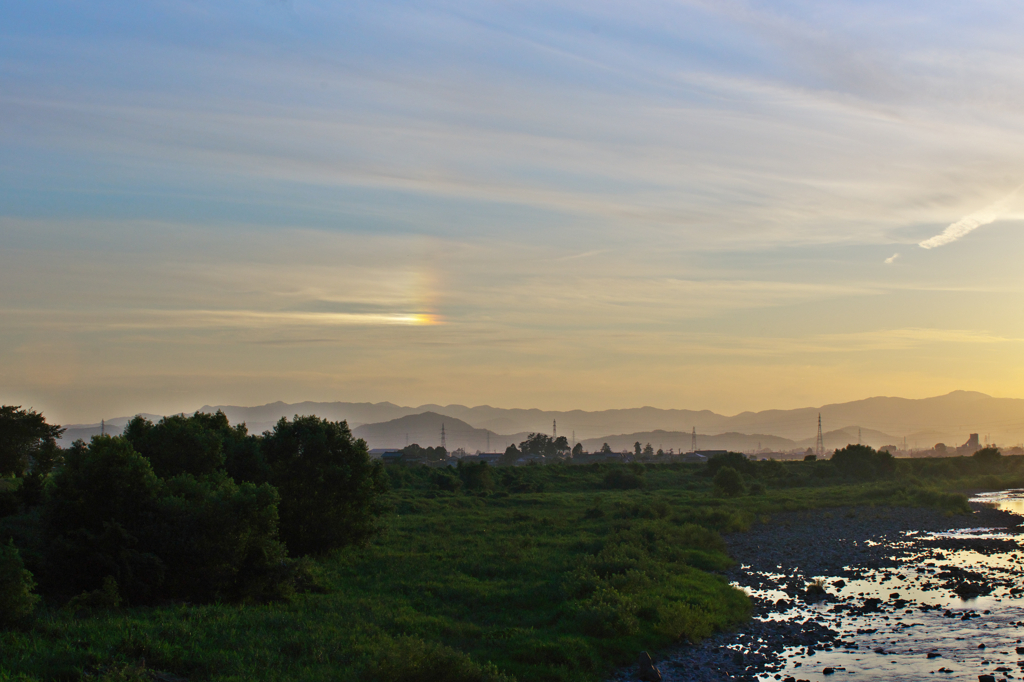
[0,406,1018,682]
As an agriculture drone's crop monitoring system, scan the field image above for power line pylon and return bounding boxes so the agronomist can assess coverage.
[441,423,446,450]
[690,427,697,453]
[553,420,557,440]
[815,414,824,458]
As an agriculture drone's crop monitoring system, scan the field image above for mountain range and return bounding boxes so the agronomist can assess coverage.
[56,391,1022,453]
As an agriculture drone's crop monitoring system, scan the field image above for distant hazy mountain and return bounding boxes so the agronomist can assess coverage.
[58,414,163,444]
[60,390,1023,450]
[351,412,527,452]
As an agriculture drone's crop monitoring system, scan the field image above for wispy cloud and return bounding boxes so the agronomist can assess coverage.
[919,184,1023,249]
[884,253,899,264]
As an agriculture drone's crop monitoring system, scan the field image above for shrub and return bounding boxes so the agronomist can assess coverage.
[458,461,495,491]
[262,416,388,556]
[431,470,463,492]
[572,587,640,637]
[707,452,755,476]
[361,636,514,682]
[602,469,645,490]
[0,539,39,627]
[66,575,122,611]
[655,602,714,641]
[713,466,745,497]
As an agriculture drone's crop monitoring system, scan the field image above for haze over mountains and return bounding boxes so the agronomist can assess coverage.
[56,391,1024,453]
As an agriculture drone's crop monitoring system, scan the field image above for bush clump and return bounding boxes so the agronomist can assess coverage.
[602,468,645,490]
[361,636,515,682]
[713,466,745,497]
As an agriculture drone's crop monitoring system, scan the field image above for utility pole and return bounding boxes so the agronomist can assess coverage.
[816,414,824,458]
[101,419,105,436]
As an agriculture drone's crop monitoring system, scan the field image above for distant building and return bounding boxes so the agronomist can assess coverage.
[693,450,727,458]
[957,433,981,456]
[681,453,708,463]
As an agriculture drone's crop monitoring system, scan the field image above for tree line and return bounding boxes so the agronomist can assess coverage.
[0,406,388,626]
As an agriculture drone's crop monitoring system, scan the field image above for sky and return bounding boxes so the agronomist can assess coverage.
[3,0,1024,424]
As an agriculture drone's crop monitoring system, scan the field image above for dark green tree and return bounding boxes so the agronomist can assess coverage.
[499,443,521,465]
[0,406,64,477]
[401,444,447,462]
[44,436,286,603]
[831,444,894,479]
[0,540,39,627]
[642,443,654,457]
[571,442,584,457]
[124,411,231,479]
[262,416,388,556]
[633,442,642,457]
[707,451,755,476]
[600,443,613,454]
[519,433,555,457]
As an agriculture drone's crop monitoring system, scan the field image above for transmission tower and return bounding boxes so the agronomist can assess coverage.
[101,419,106,436]
[553,420,557,440]
[690,427,697,453]
[857,427,861,445]
[486,432,490,452]
[815,414,824,458]
[441,423,446,450]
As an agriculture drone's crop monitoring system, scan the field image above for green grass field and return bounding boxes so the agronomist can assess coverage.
[0,457,1010,682]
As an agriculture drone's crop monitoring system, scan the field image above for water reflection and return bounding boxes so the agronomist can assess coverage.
[733,491,1024,682]
[971,489,1024,517]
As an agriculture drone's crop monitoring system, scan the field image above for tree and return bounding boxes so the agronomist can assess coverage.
[633,442,642,458]
[934,443,948,456]
[600,443,613,454]
[0,406,64,477]
[642,443,654,457]
[124,412,229,479]
[713,466,745,497]
[554,436,570,458]
[401,444,447,462]
[519,433,555,458]
[262,416,388,555]
[831,444,894,479]
[707,452,755,476]
[656,448,664,457]
[44,436,287,603]
[571,443,584,457]
[0,540,39,627]
[499,443,521,466]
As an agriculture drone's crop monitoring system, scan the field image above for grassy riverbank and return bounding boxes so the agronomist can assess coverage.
[0,456,1012,682]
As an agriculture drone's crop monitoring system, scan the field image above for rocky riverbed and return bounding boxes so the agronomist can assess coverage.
[612,494,1024,682]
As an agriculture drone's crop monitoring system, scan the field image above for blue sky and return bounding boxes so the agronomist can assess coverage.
[3,0,1024,423]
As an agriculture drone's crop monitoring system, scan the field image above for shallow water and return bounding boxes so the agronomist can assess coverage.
[736,491,1024,682]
